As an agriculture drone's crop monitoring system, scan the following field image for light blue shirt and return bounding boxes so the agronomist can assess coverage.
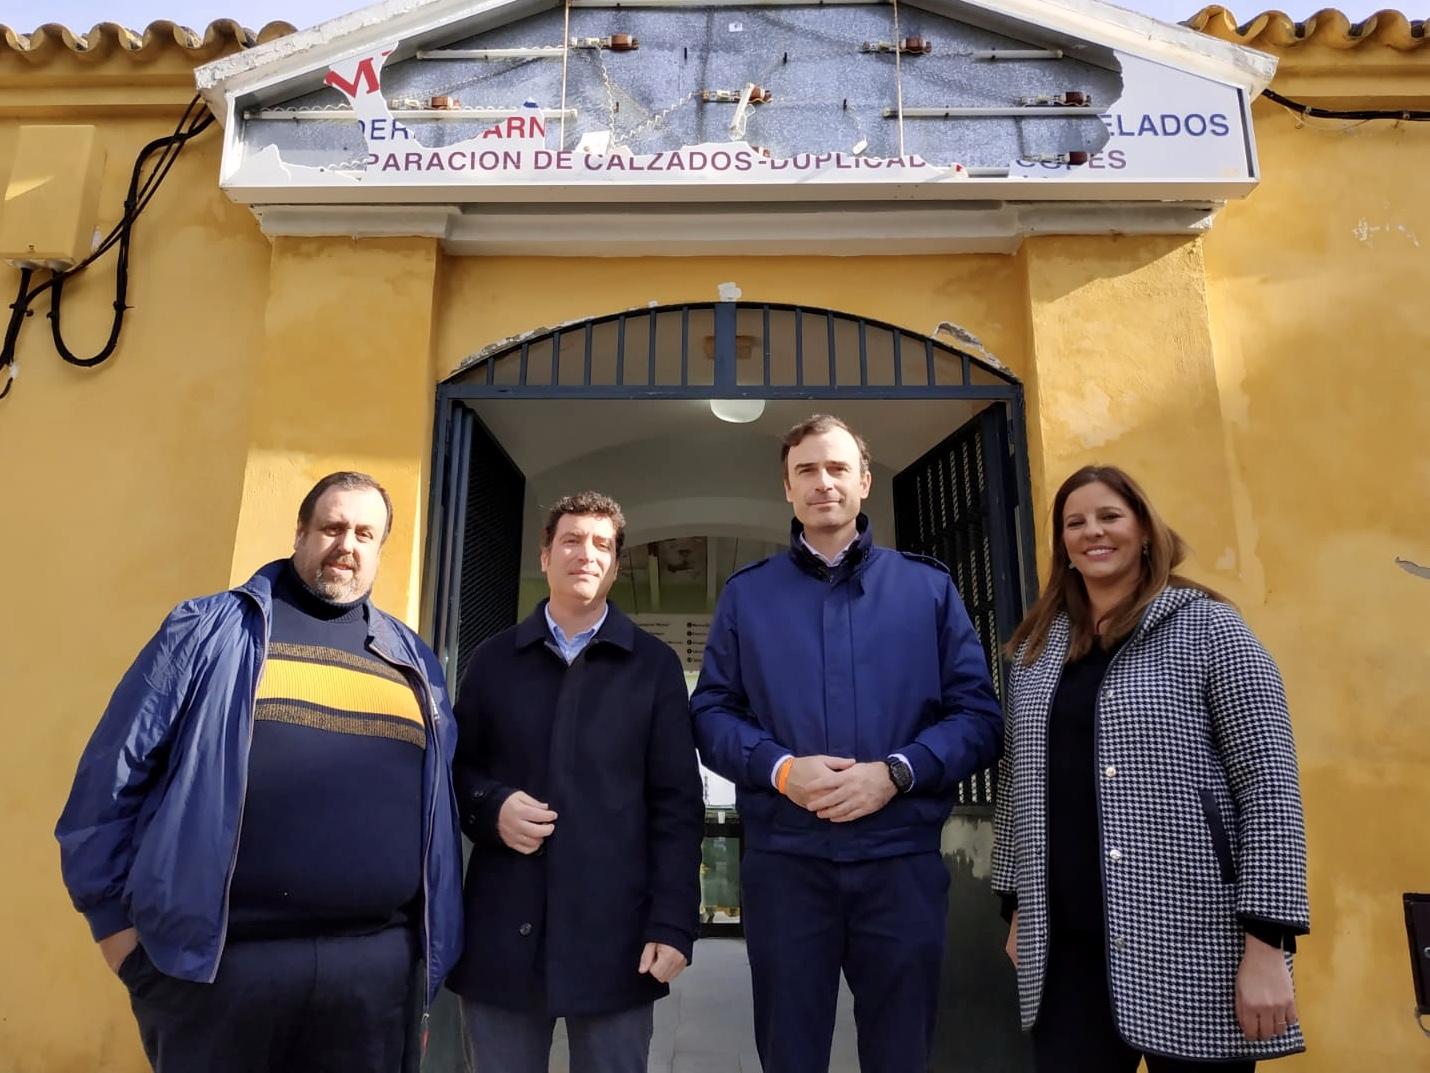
[544,603,609,664]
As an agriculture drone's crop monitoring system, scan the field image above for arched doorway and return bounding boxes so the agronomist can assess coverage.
[423,301,1037,1072]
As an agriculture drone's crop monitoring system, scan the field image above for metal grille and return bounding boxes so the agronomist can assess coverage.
[431,303,1036,764]
[451,302,1017,398]
[432,406,525,687]
[893,404,1022,812]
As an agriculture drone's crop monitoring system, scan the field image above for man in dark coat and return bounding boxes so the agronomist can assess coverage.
[448,491,704,1073]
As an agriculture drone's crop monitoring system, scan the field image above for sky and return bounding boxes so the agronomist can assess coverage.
[0,0,1401,32]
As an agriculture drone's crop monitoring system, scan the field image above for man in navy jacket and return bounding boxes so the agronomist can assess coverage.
[692,415,1003,1073]
[448,491,703,1073]
[55,472,464,1073]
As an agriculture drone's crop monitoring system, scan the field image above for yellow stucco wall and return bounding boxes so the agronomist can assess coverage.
[432,253,1029,380]
[0,110,273,1071]
[1,23,1427,1073]
[229,235,442,625]
[1201,96,1430,1071]
[1018,233,1243,580]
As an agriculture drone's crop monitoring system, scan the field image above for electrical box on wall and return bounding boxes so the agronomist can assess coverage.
[0,125,106,270]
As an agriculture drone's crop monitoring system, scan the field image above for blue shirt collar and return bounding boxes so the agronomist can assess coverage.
[544,602,610,664]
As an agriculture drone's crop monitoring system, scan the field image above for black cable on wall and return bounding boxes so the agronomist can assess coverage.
[0,85,1421,402]
[0,95,214,399]
[1261,86,1430,123]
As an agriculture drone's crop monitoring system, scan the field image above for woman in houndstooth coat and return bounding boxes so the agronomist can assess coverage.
[991,465,1309,1073]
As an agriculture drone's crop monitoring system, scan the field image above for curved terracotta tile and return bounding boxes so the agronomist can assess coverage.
[1186,4,1428,48]
[0,16,293,57]
[2,8,1422,58]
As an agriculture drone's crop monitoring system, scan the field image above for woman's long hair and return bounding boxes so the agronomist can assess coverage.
[1007,465,1225,665]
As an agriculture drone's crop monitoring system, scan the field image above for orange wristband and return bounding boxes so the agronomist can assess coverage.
[776,757,794,795]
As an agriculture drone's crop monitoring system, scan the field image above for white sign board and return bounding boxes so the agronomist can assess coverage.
[222,42,1256,202]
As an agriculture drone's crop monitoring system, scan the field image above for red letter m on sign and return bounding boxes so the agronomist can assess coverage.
[325,53,387,98]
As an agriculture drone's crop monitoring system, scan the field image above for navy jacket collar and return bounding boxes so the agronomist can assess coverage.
[788,514,874,580]
[235,558,286,609]
[516,599,637,653]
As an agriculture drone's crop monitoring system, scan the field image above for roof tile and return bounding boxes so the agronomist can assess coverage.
[1186,6,1428,50]
[1,8,1422,62]
[0,18,295,60]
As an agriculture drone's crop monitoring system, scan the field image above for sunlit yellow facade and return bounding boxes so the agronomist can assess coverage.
[1,8,1426,1071]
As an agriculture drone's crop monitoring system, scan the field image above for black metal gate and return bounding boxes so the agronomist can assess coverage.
[430,407,525,683]
[892,404,1023,812]
[429,302,1036,676]
[428,301,1037,739]
[424,303,1037,1073]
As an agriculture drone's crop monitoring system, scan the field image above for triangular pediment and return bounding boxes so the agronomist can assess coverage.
[195,0,1277,251]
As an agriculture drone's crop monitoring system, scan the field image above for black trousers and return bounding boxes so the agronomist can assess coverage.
[1032,930,1254,1073]
[122,927,417,1073]
[741,849,950,1073]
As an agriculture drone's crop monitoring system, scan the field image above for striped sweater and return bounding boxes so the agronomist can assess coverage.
[226,561,426,940]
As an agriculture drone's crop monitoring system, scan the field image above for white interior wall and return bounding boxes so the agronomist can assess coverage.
[517,435,897,575]
[465,397,984,574]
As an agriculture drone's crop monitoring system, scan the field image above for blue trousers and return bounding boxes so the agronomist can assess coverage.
[742,849,950,1073]
[461,998,654,1073]
[121,927,417,1073]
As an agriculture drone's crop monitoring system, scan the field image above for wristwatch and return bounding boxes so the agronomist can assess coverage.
[885,755,914,794]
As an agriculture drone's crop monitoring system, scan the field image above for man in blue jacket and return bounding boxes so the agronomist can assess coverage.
[447,491,704,1073]
[55,472,463,1073]
[692,415,1004,1073]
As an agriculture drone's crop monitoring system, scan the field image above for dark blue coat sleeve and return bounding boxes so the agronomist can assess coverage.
[452,648,519,846]
[690,581,791,791]
[895,576,1004,793]
[641,647,705,961]
[54,602,203,940]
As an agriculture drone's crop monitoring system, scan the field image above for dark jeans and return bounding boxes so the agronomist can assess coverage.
[461,999,654,1073]
[1032,930,1255,1073]
[122,927,417,1073]
[741,849,950,1073]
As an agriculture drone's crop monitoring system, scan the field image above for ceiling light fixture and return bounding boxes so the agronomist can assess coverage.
[710,399,765,424]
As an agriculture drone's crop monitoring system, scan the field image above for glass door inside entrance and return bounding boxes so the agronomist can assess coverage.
[619,535,781,939]
[701,804,742,936]
[692,667,743,938]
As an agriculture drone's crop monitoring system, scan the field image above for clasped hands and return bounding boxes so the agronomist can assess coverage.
[783,755,896,823]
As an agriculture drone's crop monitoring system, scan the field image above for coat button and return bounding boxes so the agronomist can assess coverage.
[519,923,533,936]
[1113,936,1127,950]
[1107,848,1123,862]
[1104,765,1117,779]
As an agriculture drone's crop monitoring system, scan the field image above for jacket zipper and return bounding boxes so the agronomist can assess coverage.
[371,639,440,1026]
[212,600,269,982]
